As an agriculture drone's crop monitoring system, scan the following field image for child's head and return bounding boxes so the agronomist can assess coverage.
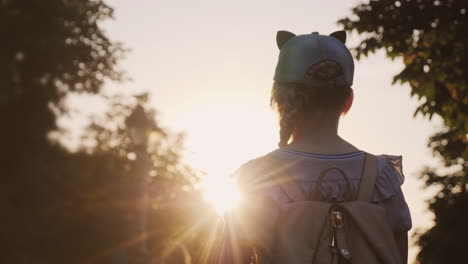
[270,31,355,147]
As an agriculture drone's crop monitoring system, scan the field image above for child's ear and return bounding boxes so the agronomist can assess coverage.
[342,88,354,115]
[276,31,296,49]
[329,31,346,44]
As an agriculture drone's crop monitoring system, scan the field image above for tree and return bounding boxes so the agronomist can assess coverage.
[82,94,215,264]
[73,98,213,264]
[0,0,125,262]
[338,1,468,263]
[0,1,213,263]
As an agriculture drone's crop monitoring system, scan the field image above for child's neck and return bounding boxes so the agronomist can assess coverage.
[284,112,359,155]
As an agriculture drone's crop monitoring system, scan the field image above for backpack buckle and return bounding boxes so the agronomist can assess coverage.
[330,210,344,228]
[330,208,352,260]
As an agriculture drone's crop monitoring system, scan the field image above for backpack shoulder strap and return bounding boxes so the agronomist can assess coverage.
[356,152,378,202]
[264,155,306,202]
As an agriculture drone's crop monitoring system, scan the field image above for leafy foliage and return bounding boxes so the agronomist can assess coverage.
[338,0,468,263]
[0,1,216,263]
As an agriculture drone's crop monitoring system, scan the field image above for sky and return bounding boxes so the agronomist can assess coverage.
[98,0,445,261]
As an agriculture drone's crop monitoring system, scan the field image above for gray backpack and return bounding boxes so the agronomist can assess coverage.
[238,152,403,264]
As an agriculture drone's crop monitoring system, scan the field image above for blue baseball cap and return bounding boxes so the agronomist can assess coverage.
[273,31,354,88]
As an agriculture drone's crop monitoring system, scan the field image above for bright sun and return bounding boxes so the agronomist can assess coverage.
[177,106,276,216]
[203,175,240,216]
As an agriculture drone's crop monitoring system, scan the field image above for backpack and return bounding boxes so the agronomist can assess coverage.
[240,152,403,264]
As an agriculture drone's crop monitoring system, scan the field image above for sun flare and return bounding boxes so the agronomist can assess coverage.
[203,176,240,216]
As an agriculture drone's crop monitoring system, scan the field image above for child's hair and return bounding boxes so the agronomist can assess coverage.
[270,80,352,148]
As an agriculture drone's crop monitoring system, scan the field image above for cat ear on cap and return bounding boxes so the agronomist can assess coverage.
[276,30,296,49]
[329,30,346,44]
